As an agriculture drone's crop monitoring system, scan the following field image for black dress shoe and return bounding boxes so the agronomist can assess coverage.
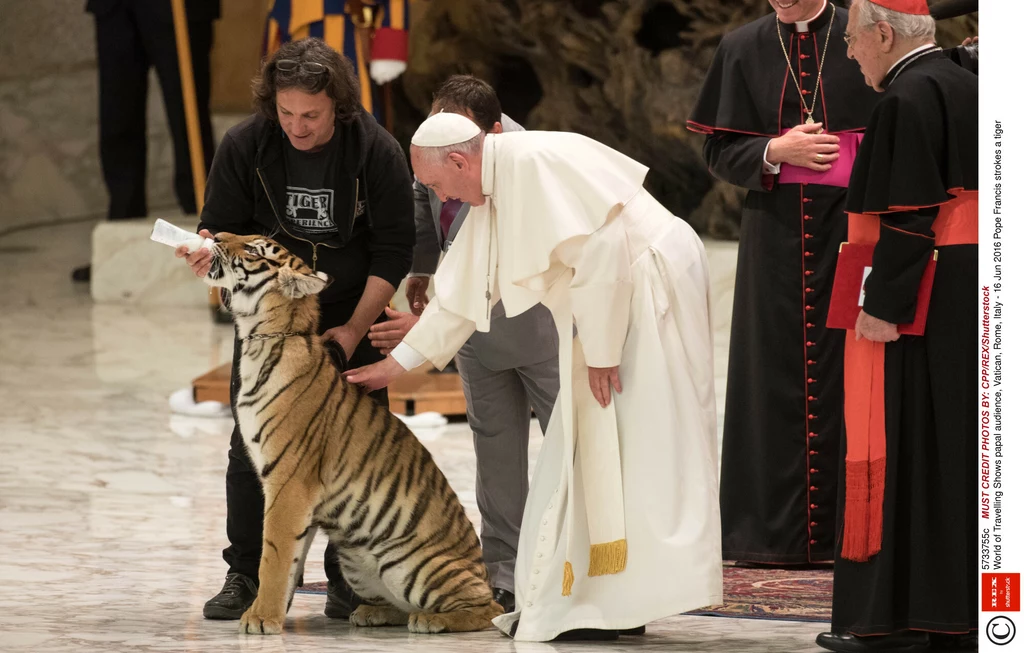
[554,628,619,641]
[71,264,91,283]
[203,573,258,619]
[816,631,930,652]
[620,625,646,636]
[492,588,515,614]
[324,578,364,619]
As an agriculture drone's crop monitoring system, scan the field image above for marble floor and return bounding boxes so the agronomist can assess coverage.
[0,221,829,652]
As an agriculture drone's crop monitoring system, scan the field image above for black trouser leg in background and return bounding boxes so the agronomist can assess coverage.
[93,5,150,220]
[135,6,215,214]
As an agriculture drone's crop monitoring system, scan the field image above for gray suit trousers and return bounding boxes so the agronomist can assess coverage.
[455,340,559,594]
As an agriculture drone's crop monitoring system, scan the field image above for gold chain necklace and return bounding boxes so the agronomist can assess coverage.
[776,3,836,128]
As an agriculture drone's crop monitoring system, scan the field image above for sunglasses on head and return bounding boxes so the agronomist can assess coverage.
[275,59,326,75]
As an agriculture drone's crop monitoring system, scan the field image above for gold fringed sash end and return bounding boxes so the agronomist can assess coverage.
[562,561,575,596]
[588,539,628,576]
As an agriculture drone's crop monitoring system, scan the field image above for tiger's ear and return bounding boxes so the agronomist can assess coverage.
[277,266,329,298]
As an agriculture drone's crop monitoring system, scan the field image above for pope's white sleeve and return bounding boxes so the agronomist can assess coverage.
[562,217,633,368]
[400,298,478,371]
[390,343,427,371]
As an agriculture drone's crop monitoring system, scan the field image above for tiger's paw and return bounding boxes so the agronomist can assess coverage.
[350,604,408,627]
[408,609,496,634]
[238,603,284,635]
[408,612,450,634]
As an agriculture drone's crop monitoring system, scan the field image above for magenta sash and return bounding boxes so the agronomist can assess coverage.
[778,131,864,188]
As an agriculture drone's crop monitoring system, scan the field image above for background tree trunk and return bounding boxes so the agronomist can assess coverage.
[396,0,977,238]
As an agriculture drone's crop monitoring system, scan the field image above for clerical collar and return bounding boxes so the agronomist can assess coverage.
[481,134,496,197]
[881,43,943,89]
[780,0,830,34]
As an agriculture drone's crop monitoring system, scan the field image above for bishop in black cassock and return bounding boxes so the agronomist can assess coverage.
[688,0,879,565]
[817,0,978,650]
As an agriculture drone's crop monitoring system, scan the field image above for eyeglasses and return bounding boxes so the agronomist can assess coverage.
[843,21,881,46]
[275,59,326,75]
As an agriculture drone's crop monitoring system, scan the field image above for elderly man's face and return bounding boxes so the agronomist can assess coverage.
[769,0,825,24]
[846,1,889,92]
[276,88,335,151]
[411,147,486,207]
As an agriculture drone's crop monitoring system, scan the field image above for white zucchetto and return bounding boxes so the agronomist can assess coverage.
[410,112,482,147]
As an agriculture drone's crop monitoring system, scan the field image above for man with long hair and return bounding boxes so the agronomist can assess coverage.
[177,37,414,621]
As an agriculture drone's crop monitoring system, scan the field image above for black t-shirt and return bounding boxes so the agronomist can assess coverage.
[282,128,344,238]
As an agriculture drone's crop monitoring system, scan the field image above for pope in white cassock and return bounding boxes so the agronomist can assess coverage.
[345,112,722,642]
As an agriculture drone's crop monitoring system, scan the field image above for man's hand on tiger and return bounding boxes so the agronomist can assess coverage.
[176,228,215,277]
[369,307,419,355]
[344,356,405,391]
[321,323,361,362]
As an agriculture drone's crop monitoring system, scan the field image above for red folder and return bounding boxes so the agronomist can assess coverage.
[826,242,938,336]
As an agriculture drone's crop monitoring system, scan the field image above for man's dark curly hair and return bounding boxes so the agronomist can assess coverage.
[252,38,362,123]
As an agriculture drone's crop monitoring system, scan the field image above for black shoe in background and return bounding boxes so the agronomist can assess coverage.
[492,588,515,614]
[324,578,364,619]
[554,628,619,641]
[72,264,91,283]
[203,573,258,620]
[815,630,930,652]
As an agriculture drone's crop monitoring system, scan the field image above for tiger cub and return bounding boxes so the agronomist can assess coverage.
[203,232,503,635]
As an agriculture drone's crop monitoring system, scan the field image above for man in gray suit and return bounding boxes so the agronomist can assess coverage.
[368,76,559,613]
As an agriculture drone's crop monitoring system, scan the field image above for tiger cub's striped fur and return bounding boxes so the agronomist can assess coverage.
[204,233,503,635]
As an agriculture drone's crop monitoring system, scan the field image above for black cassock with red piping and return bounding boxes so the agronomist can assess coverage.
[687,3,878,564]
[830,48,979,637]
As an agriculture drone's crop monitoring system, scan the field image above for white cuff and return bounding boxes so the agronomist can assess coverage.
[763,141,782,175]
[390,343,427,371]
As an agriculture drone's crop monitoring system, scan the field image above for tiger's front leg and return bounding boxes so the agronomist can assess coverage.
[240,481,316,635]
[286,525,318,612]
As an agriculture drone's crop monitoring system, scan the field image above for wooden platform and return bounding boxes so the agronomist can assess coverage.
[193,363,232,405]
[386,365,466,416]
[191,362,467,416]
